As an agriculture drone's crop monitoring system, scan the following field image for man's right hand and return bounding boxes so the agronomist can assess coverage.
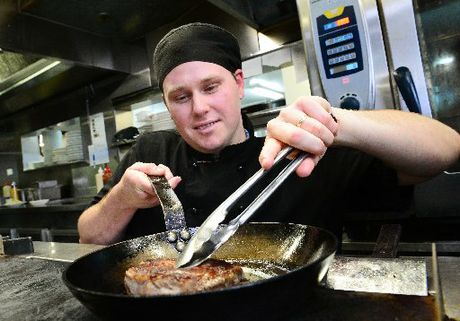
[78,162,181,245]
[112,162,182,211]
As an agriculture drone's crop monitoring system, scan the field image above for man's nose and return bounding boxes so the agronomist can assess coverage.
[191,93,210,114]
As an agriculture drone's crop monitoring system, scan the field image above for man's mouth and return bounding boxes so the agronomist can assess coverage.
[195,120,219,131]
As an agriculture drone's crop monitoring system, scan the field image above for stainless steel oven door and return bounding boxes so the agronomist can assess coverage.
[298,0,460,132]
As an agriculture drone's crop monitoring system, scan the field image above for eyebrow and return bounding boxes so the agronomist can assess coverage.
[166,86,186,97]
[166,75,223,98]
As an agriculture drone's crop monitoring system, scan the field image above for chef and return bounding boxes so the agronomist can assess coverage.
[77,22,460,246]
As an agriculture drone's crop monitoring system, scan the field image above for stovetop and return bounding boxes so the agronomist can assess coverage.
[1,256,454,321]
[1,242,459,321]
[284,286,447,321]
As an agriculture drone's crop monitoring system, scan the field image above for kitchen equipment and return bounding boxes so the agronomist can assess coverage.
[3,199,25,207]
[296,0,431,115]
[327,224,428,296]
[29,199,50,207]
[297,0,460,127]
[177,146,307,268]
[326,255,428,296]
[111,126,140,145]
[1,236,34,255]
[22,187,39,202]
[296,0,460,240]
[95,167,103,191]
[62,222,337,321]
[36,180,63,200]
[4,245,454,321]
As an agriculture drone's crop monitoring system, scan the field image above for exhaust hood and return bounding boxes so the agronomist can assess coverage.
[0,0,300,119]
[0,50,39,79]
[0,48,120,119]
[0,50,70,98]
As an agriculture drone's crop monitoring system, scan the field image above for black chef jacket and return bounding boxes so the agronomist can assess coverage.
[91,120,411,243]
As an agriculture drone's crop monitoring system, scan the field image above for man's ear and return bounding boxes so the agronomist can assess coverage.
[234,69,245,99]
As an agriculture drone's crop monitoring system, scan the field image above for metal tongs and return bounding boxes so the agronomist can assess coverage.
[176,146,308,268]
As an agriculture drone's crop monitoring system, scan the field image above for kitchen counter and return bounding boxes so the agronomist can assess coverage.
[0,200,91,242]
[0,241,459,321]
[0,198,90,213]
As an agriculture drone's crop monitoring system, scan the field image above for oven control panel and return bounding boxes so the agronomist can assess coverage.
[306,0,373,110]
[317,5,363,79]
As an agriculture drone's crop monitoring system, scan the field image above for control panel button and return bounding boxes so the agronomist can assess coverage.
[340,96,360,110]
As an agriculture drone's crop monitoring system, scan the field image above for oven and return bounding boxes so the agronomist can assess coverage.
[296,0,460,242]
[296,0,460,132]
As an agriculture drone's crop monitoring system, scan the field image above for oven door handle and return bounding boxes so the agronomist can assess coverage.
[393,66,422,114]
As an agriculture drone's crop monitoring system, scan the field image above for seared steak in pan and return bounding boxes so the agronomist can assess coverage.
[124,258,244,296]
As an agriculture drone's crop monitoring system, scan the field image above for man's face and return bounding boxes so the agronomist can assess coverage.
[162,61,246,154]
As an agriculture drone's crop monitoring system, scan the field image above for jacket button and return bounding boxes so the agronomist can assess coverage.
[237,165,243,171]
[190,207,198,215]
[192,162,198,167]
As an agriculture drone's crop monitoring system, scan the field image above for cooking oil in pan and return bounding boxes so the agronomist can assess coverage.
[227,259,290,283]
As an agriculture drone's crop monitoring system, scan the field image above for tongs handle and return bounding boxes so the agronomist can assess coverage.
[228,146,307,225]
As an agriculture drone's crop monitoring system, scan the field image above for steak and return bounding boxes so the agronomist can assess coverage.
[124,258,244,296]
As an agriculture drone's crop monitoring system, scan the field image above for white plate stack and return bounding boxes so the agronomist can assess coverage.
[65,129,84,161]
[136,111,176,133]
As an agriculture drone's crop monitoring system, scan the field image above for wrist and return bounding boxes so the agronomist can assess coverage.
[330,107,358,148]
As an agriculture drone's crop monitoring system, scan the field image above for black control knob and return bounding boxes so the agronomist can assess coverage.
[340,96,360,110]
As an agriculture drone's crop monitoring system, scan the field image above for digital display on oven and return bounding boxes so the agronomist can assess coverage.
[316,6,363,79]
[323,17,350,31]
[329,62,359,75]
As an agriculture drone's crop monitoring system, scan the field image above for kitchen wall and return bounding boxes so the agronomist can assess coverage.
[0,44,313,200]
[0,153,19,187]
[0,73,131,199]
[0,1,306,201]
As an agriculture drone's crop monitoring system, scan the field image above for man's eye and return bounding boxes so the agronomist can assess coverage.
[204,83,218,93]
[175,95,189,103]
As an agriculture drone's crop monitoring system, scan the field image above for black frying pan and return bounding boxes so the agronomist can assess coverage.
[62,222,337,321]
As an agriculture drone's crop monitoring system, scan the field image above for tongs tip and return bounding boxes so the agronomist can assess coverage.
[177,146,307,268]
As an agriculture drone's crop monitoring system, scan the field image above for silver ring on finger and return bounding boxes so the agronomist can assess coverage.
[296,114,309,127]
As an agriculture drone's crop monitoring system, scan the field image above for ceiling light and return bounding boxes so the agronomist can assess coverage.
[258,32,279,52]
[433,55,454,66]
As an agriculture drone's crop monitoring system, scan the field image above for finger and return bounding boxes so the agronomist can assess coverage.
[154,164,182,189]
[309,97,339,135]
[156,164,174,179]
[259,134,285,170]
[116,173,158,209]
[267,116,327,157]
[297,97,339,135]
[121,165,156,197]
[167,176,182,189]
[295,157,316,177]
[287,109,335,146]
[128,162,172,177]
[129,161,156,172]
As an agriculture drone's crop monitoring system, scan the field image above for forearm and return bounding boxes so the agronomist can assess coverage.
[332,107,460,180]
[78,185,137,245]
[78,162,183,245]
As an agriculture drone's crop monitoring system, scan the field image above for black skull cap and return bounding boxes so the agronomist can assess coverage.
[153,22,242,91]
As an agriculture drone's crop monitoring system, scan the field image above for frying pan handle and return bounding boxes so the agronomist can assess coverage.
[372,224,402,258]
[149,175,190,251]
